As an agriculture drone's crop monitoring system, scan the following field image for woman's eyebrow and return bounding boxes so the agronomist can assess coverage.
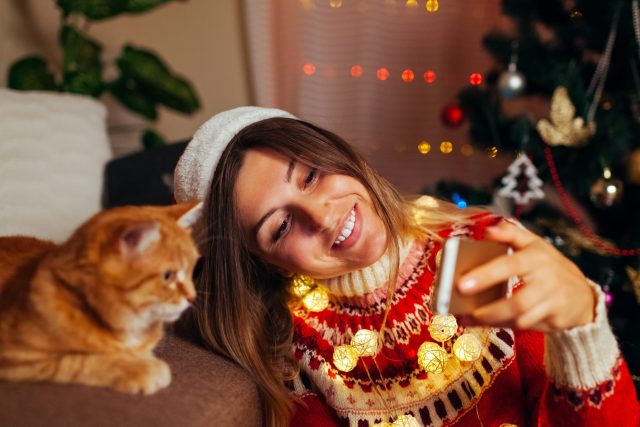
[252,159,297,238]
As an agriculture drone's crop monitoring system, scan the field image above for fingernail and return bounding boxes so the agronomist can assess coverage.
[459,278,476,292]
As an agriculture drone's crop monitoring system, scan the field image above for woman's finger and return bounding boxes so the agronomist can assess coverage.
[458,248,539,295]
[483,219,539,250]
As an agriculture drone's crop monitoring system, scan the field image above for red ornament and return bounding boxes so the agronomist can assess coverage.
[440,104,465,127]
[469,72,483,85]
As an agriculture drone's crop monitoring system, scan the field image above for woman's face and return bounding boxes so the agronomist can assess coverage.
[234,148,388,278]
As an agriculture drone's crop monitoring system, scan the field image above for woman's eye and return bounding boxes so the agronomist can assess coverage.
[273,216,290,242]
[163,270,176,281]
[304,168,318,188]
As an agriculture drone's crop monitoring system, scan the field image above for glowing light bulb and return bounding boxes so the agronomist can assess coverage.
[302,288,329,312]
[417,341,448,373]
[423,70,436,83]
[418,141,431,154]
[428,314,457,342]
[426,0,439,12]
[351,329,378,357]
[393,414,421,427]
[461,144,473,156]
[440,141,453,154]
[291,275,314,297]
[377,67,390,81]
[351,65,363,77]
[452,333,482,362]
[333,344,359,372]
[302,64,316,75]
[402,69,415,82]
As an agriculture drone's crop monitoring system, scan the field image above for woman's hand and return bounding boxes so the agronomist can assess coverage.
[457,219,596,333]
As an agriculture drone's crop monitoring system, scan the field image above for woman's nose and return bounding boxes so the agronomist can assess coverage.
[296,197,336,231]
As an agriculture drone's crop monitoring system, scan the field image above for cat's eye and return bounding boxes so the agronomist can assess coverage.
[163,270,176,282]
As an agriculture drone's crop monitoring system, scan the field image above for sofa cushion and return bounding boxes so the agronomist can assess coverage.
[0,331,262,427]
[0,89,112,243]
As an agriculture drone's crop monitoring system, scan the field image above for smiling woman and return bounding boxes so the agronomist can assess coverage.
[173,107,639,427]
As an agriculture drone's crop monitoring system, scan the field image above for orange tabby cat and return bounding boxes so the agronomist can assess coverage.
[0,201,201,394]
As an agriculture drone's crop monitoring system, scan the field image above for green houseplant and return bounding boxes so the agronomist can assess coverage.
[7,0,200,148]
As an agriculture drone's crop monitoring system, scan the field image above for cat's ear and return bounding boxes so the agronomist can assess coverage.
[118,222,160,256]
[168,201,203,230]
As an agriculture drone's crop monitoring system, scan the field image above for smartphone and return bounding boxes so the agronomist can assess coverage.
[432,238,510,316]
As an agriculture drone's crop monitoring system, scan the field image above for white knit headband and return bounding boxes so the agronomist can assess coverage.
[173,106,296,203]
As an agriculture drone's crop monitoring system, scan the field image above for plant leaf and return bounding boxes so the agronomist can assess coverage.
[142,128,168,149]
[7,56,58,91]
[109,77,158,120]
[140,75,199,113]
[60,25,102,70]
[60,25,103,96]
[125,0,171,14]
[63,70,104,97]
[116,45,200,114]
[56,0,128,20]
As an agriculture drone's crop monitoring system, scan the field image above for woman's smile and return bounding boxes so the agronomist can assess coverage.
[331,205,360,250]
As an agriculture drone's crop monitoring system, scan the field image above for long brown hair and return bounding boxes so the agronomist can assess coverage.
[194,118,474,426]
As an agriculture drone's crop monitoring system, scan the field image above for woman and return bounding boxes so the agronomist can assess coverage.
[174,107,638,427]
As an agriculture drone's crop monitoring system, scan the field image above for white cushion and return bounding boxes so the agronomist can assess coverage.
[0,89,112,243]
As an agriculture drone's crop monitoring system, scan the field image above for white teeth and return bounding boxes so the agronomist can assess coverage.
[334,208,356,246]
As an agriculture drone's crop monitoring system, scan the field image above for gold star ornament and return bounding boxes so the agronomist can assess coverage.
[536,86,596,147]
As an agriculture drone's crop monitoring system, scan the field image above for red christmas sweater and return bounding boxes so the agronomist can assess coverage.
[289,213,639,427]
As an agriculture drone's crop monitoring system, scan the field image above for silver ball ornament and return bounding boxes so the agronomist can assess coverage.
[498,66,526,98]
[589,176,623,208]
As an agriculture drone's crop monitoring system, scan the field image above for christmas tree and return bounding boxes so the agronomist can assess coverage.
[448,0,640,391]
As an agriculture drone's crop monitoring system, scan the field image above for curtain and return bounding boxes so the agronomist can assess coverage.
[243,0,509,194]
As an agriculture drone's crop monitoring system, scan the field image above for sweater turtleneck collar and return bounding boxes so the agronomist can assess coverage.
[314,238,423,305]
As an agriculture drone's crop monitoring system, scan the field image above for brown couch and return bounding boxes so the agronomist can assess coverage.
[0,328,262,426]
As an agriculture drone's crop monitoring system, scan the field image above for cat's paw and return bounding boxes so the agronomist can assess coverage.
[111,357,171,395]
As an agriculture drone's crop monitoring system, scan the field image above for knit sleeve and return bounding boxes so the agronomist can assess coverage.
[515,283,639,426]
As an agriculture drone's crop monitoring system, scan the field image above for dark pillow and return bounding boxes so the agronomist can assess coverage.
[104,141,188,208]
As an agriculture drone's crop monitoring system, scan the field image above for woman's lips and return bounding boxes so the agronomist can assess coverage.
[331,204,361,251]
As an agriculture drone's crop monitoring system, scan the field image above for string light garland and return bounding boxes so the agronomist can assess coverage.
[544,147,640,256]
[295,274,485,425]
